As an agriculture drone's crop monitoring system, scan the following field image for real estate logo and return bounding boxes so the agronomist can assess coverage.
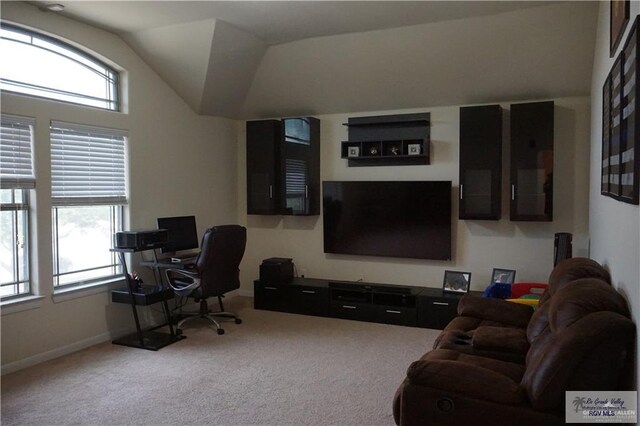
[566,391,637,423]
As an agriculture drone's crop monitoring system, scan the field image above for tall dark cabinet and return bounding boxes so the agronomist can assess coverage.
[510,101,554,221]
[247,117,320,216]
[247,120,281,215]
[459,105,502,220]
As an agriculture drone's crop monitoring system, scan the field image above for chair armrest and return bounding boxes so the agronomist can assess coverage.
[407,359,525,405]
[164,268,201,296]
[458,294,534,327]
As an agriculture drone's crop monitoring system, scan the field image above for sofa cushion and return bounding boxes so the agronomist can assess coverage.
[472,326,529,354]
[548,278,631,332]
[457,294,534,327]
[419,349,526,382]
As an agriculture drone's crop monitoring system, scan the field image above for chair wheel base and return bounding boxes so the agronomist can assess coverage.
[175,328,183,336]
[235,318,242,324]
[217,328,225,335]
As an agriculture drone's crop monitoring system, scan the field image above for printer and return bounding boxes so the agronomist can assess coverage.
[260,257,294,283]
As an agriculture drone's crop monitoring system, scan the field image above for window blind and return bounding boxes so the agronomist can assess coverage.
[0,114,36,189]
[50,121,127,206]
[285,158,307,195]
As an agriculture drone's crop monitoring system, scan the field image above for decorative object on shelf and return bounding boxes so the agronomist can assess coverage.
[369,146,379,156]
[610,0,629,57]
[602,16,640,205]
[407,143,421,155]
[390,145,400,155]
[347,146,360,157]
[442,270,471,294]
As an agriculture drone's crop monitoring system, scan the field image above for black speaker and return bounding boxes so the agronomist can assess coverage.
[554,232,572,266]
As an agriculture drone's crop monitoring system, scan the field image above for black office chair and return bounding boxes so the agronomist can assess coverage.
[164,224,247,335]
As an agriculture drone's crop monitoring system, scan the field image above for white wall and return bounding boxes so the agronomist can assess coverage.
[589,2,640,388]
[0,3,238,371]
[237,97,591,293]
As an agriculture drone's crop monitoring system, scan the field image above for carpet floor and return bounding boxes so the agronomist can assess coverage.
[1,297,440,426]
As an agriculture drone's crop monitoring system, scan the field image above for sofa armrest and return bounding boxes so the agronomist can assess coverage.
[407,359,525,405]
[458,294,534,327]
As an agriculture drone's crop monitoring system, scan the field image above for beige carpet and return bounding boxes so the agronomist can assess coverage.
[1,297,440,426]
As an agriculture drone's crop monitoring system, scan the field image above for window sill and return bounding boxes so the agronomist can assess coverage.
[52,276,125,303]
[1,295,45,315]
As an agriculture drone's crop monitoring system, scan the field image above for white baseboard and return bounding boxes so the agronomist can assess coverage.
[1,325,131,375]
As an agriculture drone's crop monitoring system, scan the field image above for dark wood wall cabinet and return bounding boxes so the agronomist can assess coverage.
[459,105,503,220]
[510,101,554,221]
[341,113,430,166]
[254,277,468,330]
[246,117,320,215]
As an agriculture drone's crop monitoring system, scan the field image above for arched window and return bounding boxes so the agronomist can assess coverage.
[0,23,119,111]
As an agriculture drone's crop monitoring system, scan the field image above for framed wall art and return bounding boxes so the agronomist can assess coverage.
[603,15,640,205]
[610,0,630,57]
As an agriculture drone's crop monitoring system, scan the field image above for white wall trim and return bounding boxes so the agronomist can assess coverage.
[1,325,132,375]
[1,295,45,315]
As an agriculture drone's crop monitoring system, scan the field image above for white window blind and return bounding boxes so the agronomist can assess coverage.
[50,121,127,206]
[0,114,36,189]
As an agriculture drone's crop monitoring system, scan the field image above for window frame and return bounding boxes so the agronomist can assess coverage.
[1,189,31,300]
[0,22,120,111]
[49,121,128,290]
[51,204,123,289]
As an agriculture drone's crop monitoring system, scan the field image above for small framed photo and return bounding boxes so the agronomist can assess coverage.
[407,143,421,155]
[491,268,516,285]
[443,270,471,294]
[347,146,360,157]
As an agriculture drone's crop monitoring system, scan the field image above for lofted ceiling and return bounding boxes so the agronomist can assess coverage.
[29,1,598,119]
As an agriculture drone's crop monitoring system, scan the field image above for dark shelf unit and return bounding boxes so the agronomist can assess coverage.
[110,247,185,351]
[459,104,503,220]
[341,113,430,166]
[510,101,554,221]
[254,277,467,329]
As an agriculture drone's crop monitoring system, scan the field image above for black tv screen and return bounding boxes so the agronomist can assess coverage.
[322,181,451,260]
[157,216,199,254]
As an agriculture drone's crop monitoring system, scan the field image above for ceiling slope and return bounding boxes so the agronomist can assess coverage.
[240,1,598,118]
[124,19,216,113]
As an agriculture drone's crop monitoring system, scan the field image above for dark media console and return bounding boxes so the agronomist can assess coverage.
[254,277,473,329]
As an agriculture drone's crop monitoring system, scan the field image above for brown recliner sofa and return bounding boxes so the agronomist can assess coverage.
[433,257,613,364]
[393,261,634,426]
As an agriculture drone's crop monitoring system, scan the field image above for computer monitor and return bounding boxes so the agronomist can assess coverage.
[157,216,199,254]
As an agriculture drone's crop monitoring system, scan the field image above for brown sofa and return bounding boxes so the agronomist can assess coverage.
[433,257,613,364]
[393,259,634,426]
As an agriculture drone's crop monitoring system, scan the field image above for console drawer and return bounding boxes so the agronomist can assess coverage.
[330,301,375,322]
[254,281,290,312]
[289,286,329,317]
[417,296,459,329]
[374,305,417,326]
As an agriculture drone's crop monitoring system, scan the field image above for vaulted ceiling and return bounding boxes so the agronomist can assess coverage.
[30,1,598,119]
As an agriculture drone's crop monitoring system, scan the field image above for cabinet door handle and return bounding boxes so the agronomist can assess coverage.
[269,185,273,199]
[460,184,463,200]
[302,290,316,294]
[386,309,402,314]
[305,185,309,198]
[511,184,515,200]
[342,305,357,309]
[432,301,449,306]
[264,286,278,290]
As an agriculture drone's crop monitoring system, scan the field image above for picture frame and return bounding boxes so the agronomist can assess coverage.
[491,268,516,285]
[602,16,640,204]
[610,0,630,57]
[618,16,640,204]
[442,270,471,294]
[347,146,360,158]
[407,143,421,155]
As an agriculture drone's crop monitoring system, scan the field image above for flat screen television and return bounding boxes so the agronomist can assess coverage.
[157,215,199,254]
[322,181,451,260]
